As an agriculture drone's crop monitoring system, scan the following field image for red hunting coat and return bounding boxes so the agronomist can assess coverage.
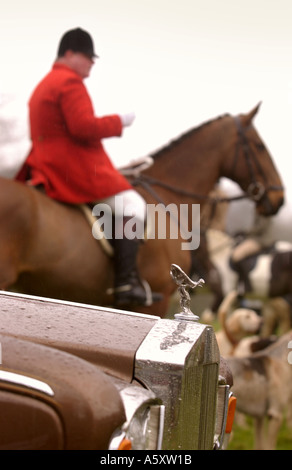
[17,63,132,203]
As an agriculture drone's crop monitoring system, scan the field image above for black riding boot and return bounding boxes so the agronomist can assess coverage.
[113,237,163,307]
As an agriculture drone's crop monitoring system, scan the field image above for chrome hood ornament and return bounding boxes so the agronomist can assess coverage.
[170,264,205,321]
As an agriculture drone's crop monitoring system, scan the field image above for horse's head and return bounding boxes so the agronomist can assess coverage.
[224,103,284,216]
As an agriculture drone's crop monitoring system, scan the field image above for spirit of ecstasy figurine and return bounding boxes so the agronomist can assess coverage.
[170,264,205,321]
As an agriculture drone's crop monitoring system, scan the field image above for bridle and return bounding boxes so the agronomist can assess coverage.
[232,116,284,202]
[132,116,284,208]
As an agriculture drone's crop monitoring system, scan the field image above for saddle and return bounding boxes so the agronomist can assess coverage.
[78,204,114,256]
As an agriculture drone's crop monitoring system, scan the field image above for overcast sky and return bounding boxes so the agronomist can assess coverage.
[1,0,292,199]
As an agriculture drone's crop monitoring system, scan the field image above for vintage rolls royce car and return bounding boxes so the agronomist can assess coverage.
[0,287,234,450]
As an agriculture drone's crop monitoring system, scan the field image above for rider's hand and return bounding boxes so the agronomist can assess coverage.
[119,112,136,128]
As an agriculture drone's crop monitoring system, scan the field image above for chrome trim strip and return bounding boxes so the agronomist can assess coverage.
[157,404,165,451]
[0,370,54,397]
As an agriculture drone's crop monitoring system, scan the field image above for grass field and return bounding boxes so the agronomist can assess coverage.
[228,417,292,450]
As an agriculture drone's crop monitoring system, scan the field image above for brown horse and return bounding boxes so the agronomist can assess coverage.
[0,104,284,317]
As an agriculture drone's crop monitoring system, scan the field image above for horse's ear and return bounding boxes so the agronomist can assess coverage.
[241,102,262,126]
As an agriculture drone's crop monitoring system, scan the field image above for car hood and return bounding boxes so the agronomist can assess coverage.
[0,291,158,382]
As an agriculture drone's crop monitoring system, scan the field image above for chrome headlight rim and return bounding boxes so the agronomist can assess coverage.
[108,385,165,451]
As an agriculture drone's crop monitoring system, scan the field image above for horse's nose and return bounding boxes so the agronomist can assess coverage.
[274,193,285,210]
[257,191,284,216]
[269,193,284,215]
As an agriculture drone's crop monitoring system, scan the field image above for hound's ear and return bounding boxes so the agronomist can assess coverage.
[241,102,262,127]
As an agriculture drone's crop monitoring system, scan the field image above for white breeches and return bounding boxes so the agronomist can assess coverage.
[96,189,146,223]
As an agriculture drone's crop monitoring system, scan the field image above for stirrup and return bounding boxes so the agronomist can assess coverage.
[109,280,163,307]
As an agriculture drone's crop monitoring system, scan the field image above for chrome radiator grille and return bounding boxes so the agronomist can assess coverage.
[135,319,220,450]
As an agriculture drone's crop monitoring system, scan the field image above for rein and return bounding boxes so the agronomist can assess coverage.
[132,173,247,205]
[132,116,284,209]
[132,174,246,231]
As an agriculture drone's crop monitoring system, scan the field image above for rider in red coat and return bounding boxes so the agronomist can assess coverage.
[22,61,131,203]
[17,28,162,307]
